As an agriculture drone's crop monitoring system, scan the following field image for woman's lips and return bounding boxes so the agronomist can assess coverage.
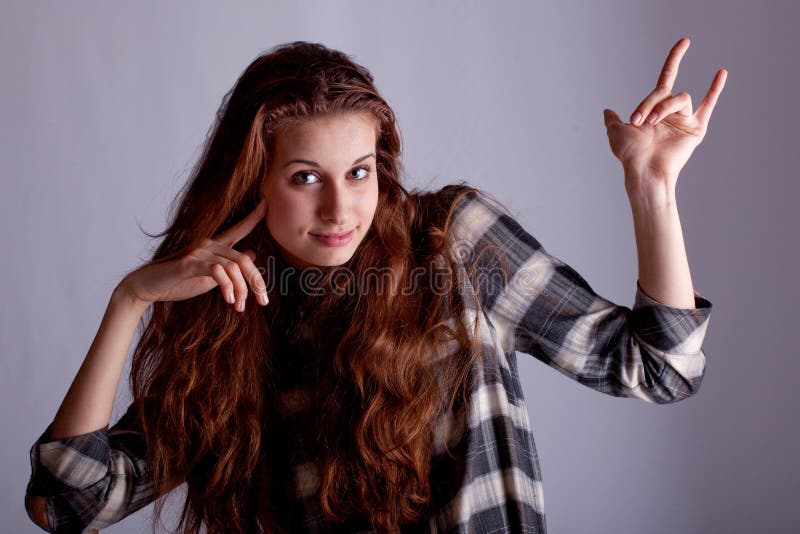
[311,229,354,246]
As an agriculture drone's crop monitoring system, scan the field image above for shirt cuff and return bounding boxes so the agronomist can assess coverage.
[631,279,713,354]
[27,421,111,497]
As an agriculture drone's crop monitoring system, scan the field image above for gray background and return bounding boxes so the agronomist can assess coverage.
[2,1,796,532]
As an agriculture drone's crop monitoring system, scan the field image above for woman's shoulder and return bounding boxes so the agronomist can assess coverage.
[410,180,480,209]
[409,181,512,234]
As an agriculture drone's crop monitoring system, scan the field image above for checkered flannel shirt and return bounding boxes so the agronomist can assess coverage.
[25,185,713,533]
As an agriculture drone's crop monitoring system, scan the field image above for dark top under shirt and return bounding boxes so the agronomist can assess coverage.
[264,254,378,532]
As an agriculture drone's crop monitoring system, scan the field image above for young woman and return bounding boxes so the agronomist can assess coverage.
[24,40,725,533]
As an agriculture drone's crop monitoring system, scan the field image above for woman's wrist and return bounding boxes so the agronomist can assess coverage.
[112,277,151,316]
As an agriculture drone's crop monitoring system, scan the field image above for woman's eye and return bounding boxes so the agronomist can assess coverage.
[350,166,370,180]
[292,171,319,185]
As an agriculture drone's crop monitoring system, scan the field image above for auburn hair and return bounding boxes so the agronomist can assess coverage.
[127,41,496,533]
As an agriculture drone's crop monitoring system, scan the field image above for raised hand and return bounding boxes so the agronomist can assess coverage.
[120,198,269,312]
[603,38,728,197]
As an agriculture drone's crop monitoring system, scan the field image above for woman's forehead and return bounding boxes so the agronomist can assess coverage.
[271,113,377,156]
[276,111,376,137]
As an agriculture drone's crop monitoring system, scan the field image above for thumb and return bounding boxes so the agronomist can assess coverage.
[603,108,623,128]
[243,249,257,262]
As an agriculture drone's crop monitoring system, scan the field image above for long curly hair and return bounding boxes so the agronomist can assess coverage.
[127,41,493,533]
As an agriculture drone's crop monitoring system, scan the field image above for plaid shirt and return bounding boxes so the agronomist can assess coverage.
[25,185,713,533]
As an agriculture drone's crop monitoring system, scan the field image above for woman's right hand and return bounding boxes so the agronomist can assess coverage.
[119,198,269,312]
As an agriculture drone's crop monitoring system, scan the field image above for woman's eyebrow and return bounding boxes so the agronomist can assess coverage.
[283,152,375,168]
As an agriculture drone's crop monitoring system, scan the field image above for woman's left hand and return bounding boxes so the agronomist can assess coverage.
[603,38,728,197]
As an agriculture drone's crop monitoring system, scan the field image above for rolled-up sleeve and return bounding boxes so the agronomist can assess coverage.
[24,403,157,532]
[448,187,713,404]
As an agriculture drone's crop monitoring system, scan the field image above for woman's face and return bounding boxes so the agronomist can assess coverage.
[261,112,380,269]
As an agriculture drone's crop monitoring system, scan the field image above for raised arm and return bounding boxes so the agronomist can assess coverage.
[448,188,712,404]
[603,37,727,306]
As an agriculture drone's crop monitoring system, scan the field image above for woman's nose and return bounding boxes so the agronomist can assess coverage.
[320,184,349,225]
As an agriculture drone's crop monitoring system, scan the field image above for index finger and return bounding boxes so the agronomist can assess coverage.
[215,197,267,247]
[655,38,691,92]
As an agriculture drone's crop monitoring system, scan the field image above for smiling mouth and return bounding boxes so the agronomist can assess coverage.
[311,230,354,238]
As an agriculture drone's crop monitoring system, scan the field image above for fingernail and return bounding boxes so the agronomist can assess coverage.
[632,112,642,125]
[648,111,659,123]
